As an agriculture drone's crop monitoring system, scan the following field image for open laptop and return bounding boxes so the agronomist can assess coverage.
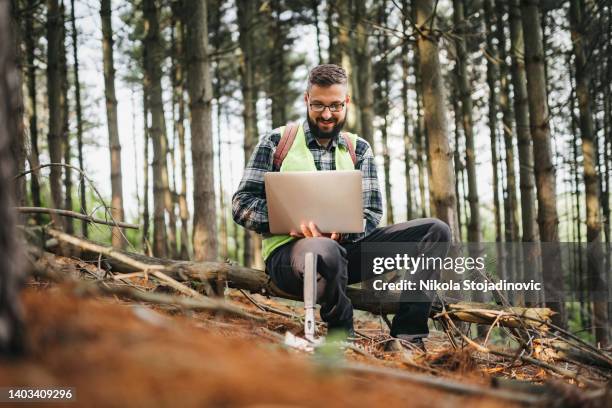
[264,170,364,234]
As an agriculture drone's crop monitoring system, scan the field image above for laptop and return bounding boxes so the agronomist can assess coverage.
[264,170,364,234]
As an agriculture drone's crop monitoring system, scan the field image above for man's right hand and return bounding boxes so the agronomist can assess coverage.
[290,221,340,241]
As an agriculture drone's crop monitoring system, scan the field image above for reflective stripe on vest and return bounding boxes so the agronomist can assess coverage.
[262,124,358,261]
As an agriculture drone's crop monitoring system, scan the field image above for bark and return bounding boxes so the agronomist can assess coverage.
[415,0,459,240]
[401,0,413,221]
[101,0,125,248]
[237,0,262,268]
[451,86,463,238]
[46,0,64,213]
[412,3,428,218]
[353,1,374,147]
[24,0,41,217]
[143,0,173,258]
[569,0,608,346]
[312,0,322,64]
[509,0,540,306]
[171,0,190,260]
[377,1,393,225]
[142,87,150,255]
[70,0,86,237]
[210,0,227,260]
[8,0,26,208]
[521,0,565,326]
[496,3,523,304]
[267,1,288,128]
[60,3,73,234]
[336,1,360,135]
[0,0,25,355]
[186,0,218,262]
[326,1,340,64]
[454,0,481,245]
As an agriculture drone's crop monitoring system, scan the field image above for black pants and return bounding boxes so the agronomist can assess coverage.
[265,218,451,338]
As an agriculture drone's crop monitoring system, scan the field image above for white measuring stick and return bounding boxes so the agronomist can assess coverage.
[304,252,317,341]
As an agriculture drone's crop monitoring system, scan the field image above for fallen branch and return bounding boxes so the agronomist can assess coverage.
[40,228,555,331]
[16,207,140,229]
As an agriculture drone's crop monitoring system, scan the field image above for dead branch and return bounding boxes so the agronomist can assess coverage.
[16,206,139,229]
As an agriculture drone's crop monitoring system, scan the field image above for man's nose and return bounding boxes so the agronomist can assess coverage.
[321,109,332,120]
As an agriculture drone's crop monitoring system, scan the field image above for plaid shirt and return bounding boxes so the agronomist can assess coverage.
[232,120,383,242]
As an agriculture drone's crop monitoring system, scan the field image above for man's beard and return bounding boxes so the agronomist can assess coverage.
[307,112,347,140]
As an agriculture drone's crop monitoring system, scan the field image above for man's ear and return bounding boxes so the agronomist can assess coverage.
[304,91,309,104]
[345,94,351,106]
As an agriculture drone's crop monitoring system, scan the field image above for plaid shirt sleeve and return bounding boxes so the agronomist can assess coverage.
[231,131,280,234]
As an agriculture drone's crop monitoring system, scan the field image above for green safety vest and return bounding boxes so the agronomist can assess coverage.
[262,124,358,261]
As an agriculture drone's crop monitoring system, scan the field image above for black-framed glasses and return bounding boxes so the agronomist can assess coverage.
[309,102,346,113]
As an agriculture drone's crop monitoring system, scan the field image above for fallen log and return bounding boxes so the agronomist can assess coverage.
[39,228,555,330]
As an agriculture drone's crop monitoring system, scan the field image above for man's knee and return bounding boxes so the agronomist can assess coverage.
[427,218,451,243]
[292,237,346,273]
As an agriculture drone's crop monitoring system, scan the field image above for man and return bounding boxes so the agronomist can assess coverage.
[233,64,450,350]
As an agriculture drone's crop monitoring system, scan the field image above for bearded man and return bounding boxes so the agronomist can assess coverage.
[233,64,450,350]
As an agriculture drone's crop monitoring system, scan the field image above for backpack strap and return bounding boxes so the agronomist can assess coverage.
[273,123,299,170]
[341,132,357,167]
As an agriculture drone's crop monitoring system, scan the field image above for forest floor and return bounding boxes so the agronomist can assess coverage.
[0,255,608,408]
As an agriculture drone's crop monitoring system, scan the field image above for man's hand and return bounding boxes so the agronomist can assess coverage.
[290,221,340,241]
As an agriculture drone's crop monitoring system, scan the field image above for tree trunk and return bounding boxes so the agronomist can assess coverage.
[312,0,322,64]
[568,0,608,346]
[142,86,150,255]
[521,0,565,326]
[326,2,341,64]
[237,0,262,268]
[412,4,428,218]
[186,0,218,262]
[171,0,190,260]
[0,0,25,355]
[101,0,125,248]
[354,1,374,147]
[336,1,360,135]
[401,0,413,221]
[60,4,72,234]
[415,0,459,240]
[25,0,41,218]
[509,0,540,306]
[454,0,481,246]
[46,0,64,214]
[377,1,393,225]
[143,0,173,258]
[451,85,463,239]
[267,1,288,128]
[70,0,86,237]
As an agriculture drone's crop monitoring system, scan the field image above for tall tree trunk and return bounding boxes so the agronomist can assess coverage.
[521,0,565,326]
[143,0,170,258]
[335,1,360,134]
[354,1,374,147]
[60,3,72,234]
[70,0,86,237]
[0,0,25,355]
[326,2,340,64]
[186,0,218,262]
[25,0,41,218]
[142,86,150,255]
[46,0,64,214]
[101,0,125,248]
[312,0,322,64]
[377,1,393,225]
[496,2,523,304]
[171,0,190,260]
[451,85,463,239]
[267,1,288,128]
[401,0,413,221]
[412,4,428,219]
[509,0,539,305]
[569,0,608,346]
[454,0,481,247]
[237,0,262,268]
[415,0,459,240]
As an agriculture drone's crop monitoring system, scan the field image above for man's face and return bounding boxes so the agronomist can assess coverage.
[304,84,350,139]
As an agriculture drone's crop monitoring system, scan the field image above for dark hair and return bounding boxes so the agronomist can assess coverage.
[307,64,348,91]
